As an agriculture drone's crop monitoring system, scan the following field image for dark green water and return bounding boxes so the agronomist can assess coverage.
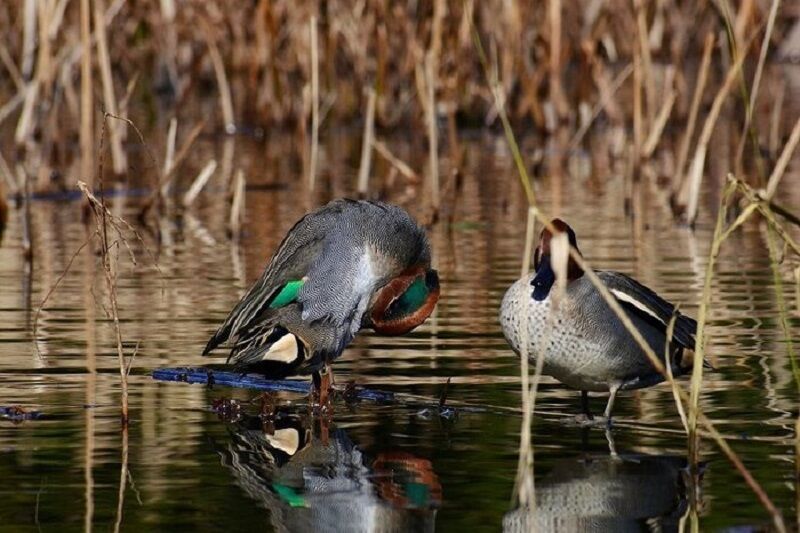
[0,129,798,532]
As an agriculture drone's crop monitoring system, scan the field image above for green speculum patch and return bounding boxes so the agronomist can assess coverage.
[385,277,428,319]
[269,279,304,309]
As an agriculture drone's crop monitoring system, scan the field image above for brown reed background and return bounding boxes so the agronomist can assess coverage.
[0,1,798,219]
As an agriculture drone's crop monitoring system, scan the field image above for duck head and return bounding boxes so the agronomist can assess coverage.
[366,265,440,335]
[532,219,584,301]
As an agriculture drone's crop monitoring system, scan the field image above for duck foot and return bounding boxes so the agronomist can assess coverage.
[569,414,614,428]
[311,366,334,415]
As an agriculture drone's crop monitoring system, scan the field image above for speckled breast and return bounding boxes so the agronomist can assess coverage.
[499,274,619,392]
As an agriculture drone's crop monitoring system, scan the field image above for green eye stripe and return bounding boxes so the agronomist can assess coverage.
[269,279,304,308]
[386,277,428,318]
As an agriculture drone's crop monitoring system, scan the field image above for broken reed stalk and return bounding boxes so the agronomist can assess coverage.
[79,0,93,186]
[764,115,800,199]
[229,169,246,238]
[371,140,420,182]
[674,33,715,197]
[182,159,217,207]
[308,15,319,191]
[735,0,781,171]
[684,37,751,226]
[356,88,377,196]
[94,0,126,175]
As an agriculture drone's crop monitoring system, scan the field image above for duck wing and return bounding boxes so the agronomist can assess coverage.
[597,270,697,351]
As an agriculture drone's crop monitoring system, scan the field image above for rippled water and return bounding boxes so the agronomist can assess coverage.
[1,116,799,531]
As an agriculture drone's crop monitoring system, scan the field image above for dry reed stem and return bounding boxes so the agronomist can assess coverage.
[0,41,24,92]
[424,56,440,211]
[548,0,567,121]
[665,311,689,433]
[21,0,36,78]
[795,267,800,316]
[20,169,32,263]
[182,160,217,207]
[735,0,781,170]
[769,82,785,156]
[78,181,129,424]
[206,32,235,134]
[308,15,319,191]
[79,0,93,186]
[161,118,177,197]
[371,140,420,182]
[513,206,536,512]
[688,179,736,455]
[632,38,643,172]
[357,88,377,196]
[635,0,656,129]
[229,169,246,238]
[113,425,129,533]
[674,33,715,198]
[684,37,751,226]
[0,152,17,196]
[765,226,799,387]
[764,115,800,199]
[14,81,39,145]
[94,0,127,175]
[0,93,24,128]
[471,26,536,206]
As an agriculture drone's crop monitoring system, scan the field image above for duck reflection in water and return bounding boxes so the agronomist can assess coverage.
[504,442,701,532]
[213,409,442,532]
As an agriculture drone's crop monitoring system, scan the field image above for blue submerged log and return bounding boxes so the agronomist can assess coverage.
[151,367,395,403]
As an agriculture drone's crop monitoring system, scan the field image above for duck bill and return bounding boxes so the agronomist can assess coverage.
[531,255,555,301]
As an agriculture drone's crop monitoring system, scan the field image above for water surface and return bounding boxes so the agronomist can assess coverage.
[1,122,799,531]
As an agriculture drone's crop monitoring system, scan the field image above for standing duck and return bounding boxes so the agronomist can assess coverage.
[500,219,703,423]
[203,199,440,403]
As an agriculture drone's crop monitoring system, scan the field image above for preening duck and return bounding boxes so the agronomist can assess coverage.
[203,199,440,403]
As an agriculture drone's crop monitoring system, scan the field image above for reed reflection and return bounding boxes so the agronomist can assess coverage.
[213,407,441,532]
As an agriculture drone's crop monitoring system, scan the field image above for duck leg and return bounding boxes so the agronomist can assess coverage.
[603,384,620,426]
[581,390,593,420]
[312,365,333,408]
